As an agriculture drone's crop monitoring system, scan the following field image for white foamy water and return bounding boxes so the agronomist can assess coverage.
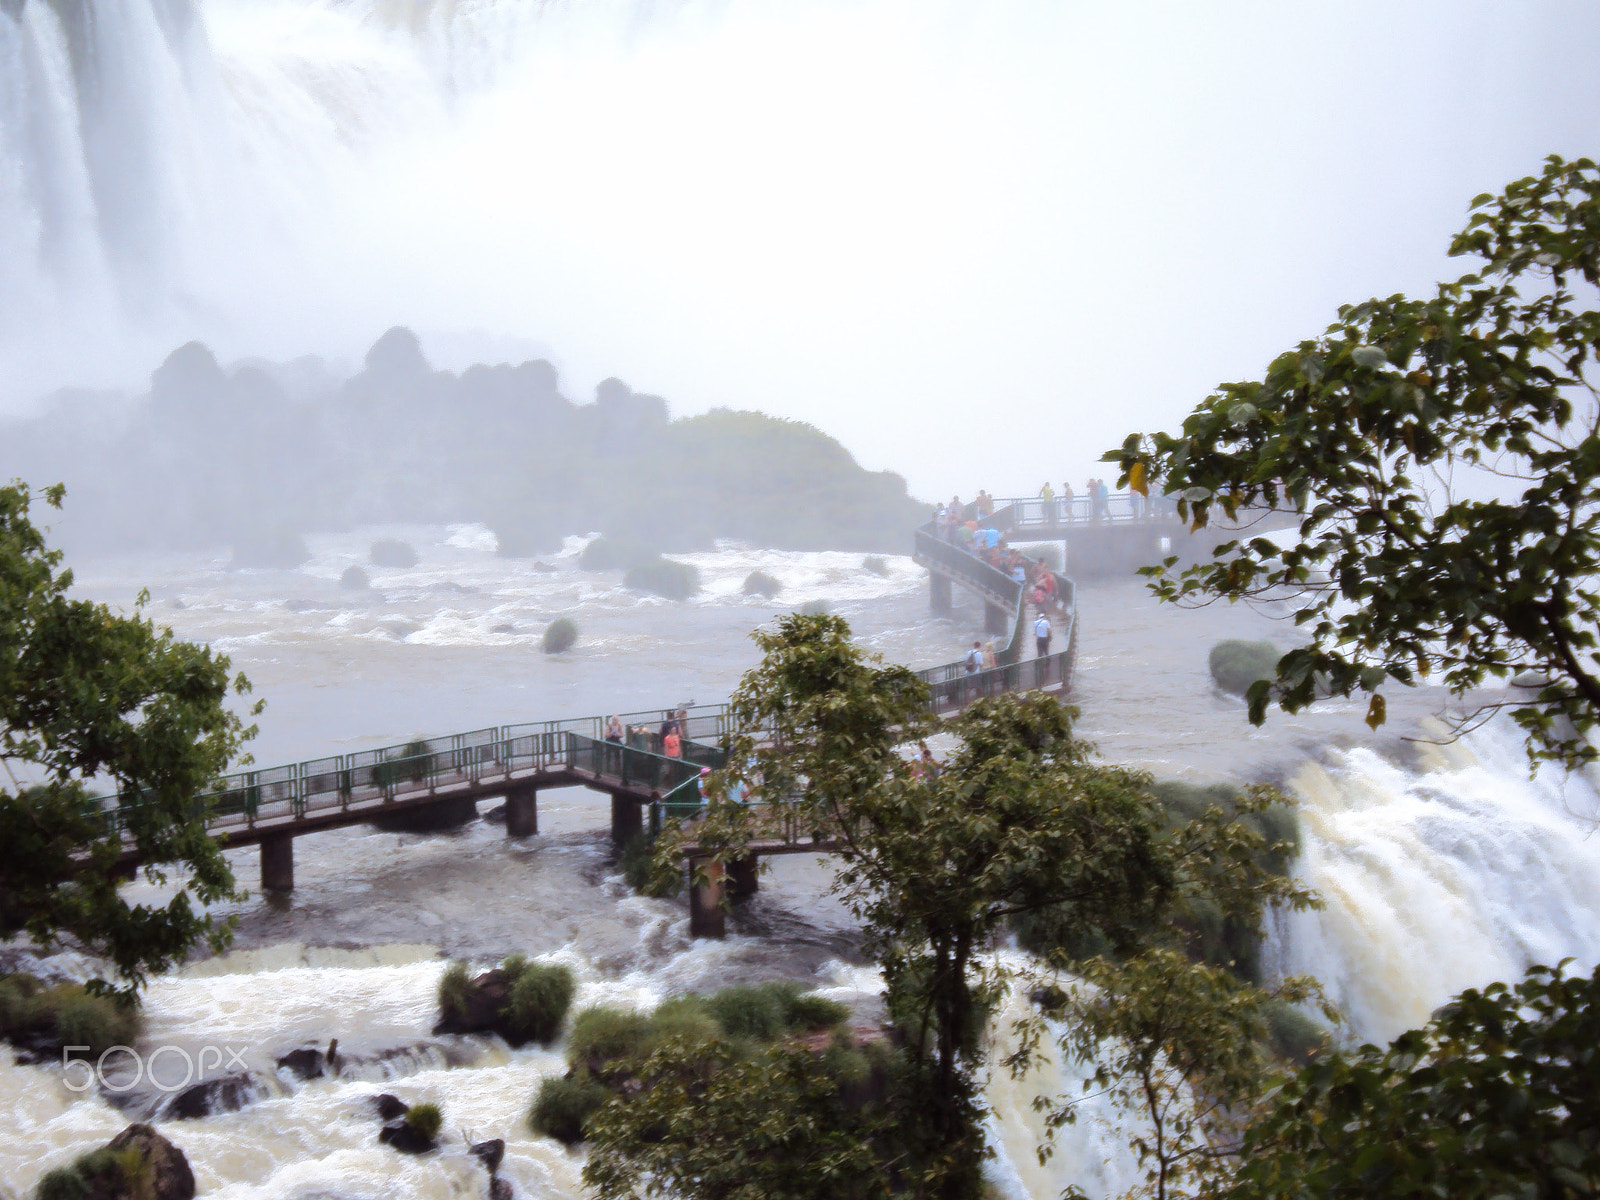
[5,540,1600,1196]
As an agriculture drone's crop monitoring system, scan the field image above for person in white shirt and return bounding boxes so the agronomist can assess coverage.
[1034,613,1052,657]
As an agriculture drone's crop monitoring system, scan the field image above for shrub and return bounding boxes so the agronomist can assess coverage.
[50,988,139,1058]
[500,953,530,985]
[705,983,798,1041]
[1208,639,1279,697]
[370,539,419,568]
[372,738,433,788]
[646,997,722,1050]
[35,1146,143,1200]
[742,570,782,599]
[529,1072,611,1145]
[438,961,472,1021]
[405,1101,443,1142]
[623,557,700,600]
[862,555,889,576]
[1263,1000,1328,1065]
[567,1006,654,1067]
[339,565,370,590]
[542,617,578,654]
[785,992,851,1032]
[503,963,576,1046]
[619,833,682,898]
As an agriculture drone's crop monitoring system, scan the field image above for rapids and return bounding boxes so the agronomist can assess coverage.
[2,535,1599,1197]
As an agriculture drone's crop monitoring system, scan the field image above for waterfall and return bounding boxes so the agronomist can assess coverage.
[1277,716,1600,1042]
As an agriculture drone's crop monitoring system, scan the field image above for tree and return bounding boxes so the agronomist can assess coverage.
[1226,961,1600,1200]
[1046,950,1329,1200]
[0,483,259,996]
[659,613,1315,1199]
[1105,155,1600,766]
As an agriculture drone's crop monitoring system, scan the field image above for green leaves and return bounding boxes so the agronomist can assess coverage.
[0,482,256,996]
[1103,156,1600,767]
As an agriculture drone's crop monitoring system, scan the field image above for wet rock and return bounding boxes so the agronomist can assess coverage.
[340,566,371,590]
[433,968,512,1038]
[482,803,507,824]
[491,622,516,633]
[379,1119,437,1155]
[158,1071,262,1120]
[530,561,558,572]
[277,1039,340,1081]
[471,1137,505,1173]
[109,1122,196,1199]
[166,597,186,609]
[371,1092,409,1122]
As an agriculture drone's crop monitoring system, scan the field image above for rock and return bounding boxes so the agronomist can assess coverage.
[340,565,371,590]
[276,1039,339,1081]
[483,803,507,824]
[470,1137,505,1173]
[433,968,512,1037]
[107,1122,196,1200]
[158,1072,262,1120]
[379,1119,437,1155]
[490,1179,514,1200]
[372,1092,409,1122]
[166,597,186,609]
[491,622,516,633]
[1511,671,1552,689]
[530,561,557,572]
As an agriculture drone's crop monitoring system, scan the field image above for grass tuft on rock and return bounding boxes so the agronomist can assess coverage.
[542,617,578,654]
[567,1006,655,1066]
[623,557,700,600]
[405,1101,443,1142]
[1208,638,1279,697]
[530,1073,612,1145]
[437,961,472,1022]
[742,570,782,599]
[503,963,576,1046]
[0,976,139,1059]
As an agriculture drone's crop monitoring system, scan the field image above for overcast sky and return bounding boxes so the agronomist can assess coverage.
[8,0,1600,503]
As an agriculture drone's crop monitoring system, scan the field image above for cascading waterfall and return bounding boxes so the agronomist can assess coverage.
[1277,716,1600,1042]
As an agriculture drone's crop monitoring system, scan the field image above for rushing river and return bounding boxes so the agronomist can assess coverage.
[4,526,1599,1198]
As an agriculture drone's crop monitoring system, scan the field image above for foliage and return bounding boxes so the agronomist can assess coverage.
[623,557,700,600]
[618,832,682,897]
[862,555,890,576]
[0,975,141,1057]
[437,961,472,1021]
[1208,640,1278,698]
[502,962,576,1046]
[404,1101,443,1142]
[704,982,797,1040]
[1104,156,1600,766]
[582,1035,900,1200]
[567,1006,657,1067]
[786,991,852,1031]
[35,1146,147,1200]
[371,738,433,788]
[542,617,578,654]
[338,565,370,590]
[0,482,258,996]
[1045,950,1330,1200]
[530,1072,612,1145]
[1226,961,1600,1200]
[741,570,782,598]
[369,538,418,568]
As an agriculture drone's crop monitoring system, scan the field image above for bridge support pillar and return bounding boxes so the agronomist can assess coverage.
[984,601,1010,636]
[505,787,538,838]
[727,854,759,898]
[929,573,952,615]
[261,834,294,892]
[689,857,726,939]
[611,795,642,848]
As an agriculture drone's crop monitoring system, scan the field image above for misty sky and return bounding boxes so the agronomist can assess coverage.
[6,0,1600,503]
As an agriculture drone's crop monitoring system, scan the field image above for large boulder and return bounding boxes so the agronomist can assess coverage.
[157,1071,263,1121]
[432,968,512,1037]
[40,1123,198,1200]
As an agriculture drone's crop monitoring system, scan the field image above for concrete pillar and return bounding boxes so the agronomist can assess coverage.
[505,788,538,838]
[689,857,726,939]
[261,834,294,892]
[984,601,1010,636]
[727,854,760,898]
[611,794,642,847]
[929,573,952,615]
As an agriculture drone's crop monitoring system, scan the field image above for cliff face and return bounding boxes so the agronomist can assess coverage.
[0,329,926,557]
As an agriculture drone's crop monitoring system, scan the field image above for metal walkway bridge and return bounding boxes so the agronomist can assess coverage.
[100,498,1080,936]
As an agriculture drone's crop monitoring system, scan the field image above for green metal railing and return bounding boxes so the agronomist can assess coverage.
[101,500,1076,844]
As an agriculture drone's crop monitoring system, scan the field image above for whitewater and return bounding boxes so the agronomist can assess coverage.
[1,532,1597,1198]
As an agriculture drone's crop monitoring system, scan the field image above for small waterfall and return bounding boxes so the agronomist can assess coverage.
[1278,717,1600,1042]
